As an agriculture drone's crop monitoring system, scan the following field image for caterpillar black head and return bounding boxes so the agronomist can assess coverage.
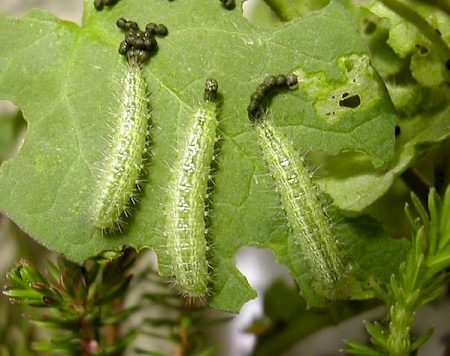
[248,73,298,122]
[220,0,236,10]
[94,0,121,11]
[204,78,219,103]
[116,18,168,65]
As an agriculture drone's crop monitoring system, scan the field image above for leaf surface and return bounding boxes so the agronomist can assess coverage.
[0,0,406,311]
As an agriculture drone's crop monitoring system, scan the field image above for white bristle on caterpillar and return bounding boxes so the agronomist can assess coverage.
[165,79,219,299]
[91,63,149,230]
[248,73,346,299]
[91,17,168,230]
[255,117,346,298]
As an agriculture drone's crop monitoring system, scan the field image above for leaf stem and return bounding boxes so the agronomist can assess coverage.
[81,316,100,356]
[261,0,300,21]
[387,304,413,355]
[386,256,423,355]
[378,0,450,61]
[173,302,193,356]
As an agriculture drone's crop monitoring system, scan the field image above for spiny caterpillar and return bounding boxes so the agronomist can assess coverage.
[90,18,168,230]
[165,79,219,299]
[249,74,347,299]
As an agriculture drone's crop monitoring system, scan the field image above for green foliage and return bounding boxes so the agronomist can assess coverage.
[345,186,450,355]
[2,247,225,355]
[0,0,449,354]
[0,300,35,356]
[0,0,410,311]
[3,248,138,354]
[318,0,450,213]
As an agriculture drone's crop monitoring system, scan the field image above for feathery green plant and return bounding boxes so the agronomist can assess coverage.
[3,247,138,355]
[345,186,450,355]
[133,268,230,355]
[2,247,227,355]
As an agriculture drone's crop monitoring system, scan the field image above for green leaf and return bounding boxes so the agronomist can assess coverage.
[364,322,388,349]
[367,0,450,60]
[322,0,450,213]
[410,48,450,87]
[0,0,401,311]
[344,339,386,356]
[318,103,450,212]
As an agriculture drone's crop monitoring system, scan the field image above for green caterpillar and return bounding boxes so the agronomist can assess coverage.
[91,62,149,230]
[91,18,167,230]
[249,74,347,300]
[165,79,219,299]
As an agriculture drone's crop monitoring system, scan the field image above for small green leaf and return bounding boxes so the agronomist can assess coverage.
[411,49,450,87]
[410,327,434,352]
[411,193,430,231]
[365,322,389,349]
[3,288,43,300]
[344,339,386,355]
[427,252,450,274]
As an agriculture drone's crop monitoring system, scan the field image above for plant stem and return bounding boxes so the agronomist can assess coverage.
[388,304,413,355]
[81,316,100,356]
[262,0,300,21]
[173,302,192,356]
[378,0,450,61]
[386,283,417,355]
[385,246,427,355]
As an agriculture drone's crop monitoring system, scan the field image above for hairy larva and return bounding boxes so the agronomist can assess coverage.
[91,62,149,230]
[250,74,346,299]
[91,18,168,230]
[165,79,219,299]
[256,119,346,298]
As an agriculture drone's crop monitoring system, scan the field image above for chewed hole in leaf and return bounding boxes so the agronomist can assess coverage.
[242,0,282,27]
[232,247,295,352]
[296,53,379,123]
[344,58,355,72]
[235,247,293,293]
[0,101,27,164]
[417,45,429,55]
[339,94,361,108]
[363,19,377,35]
